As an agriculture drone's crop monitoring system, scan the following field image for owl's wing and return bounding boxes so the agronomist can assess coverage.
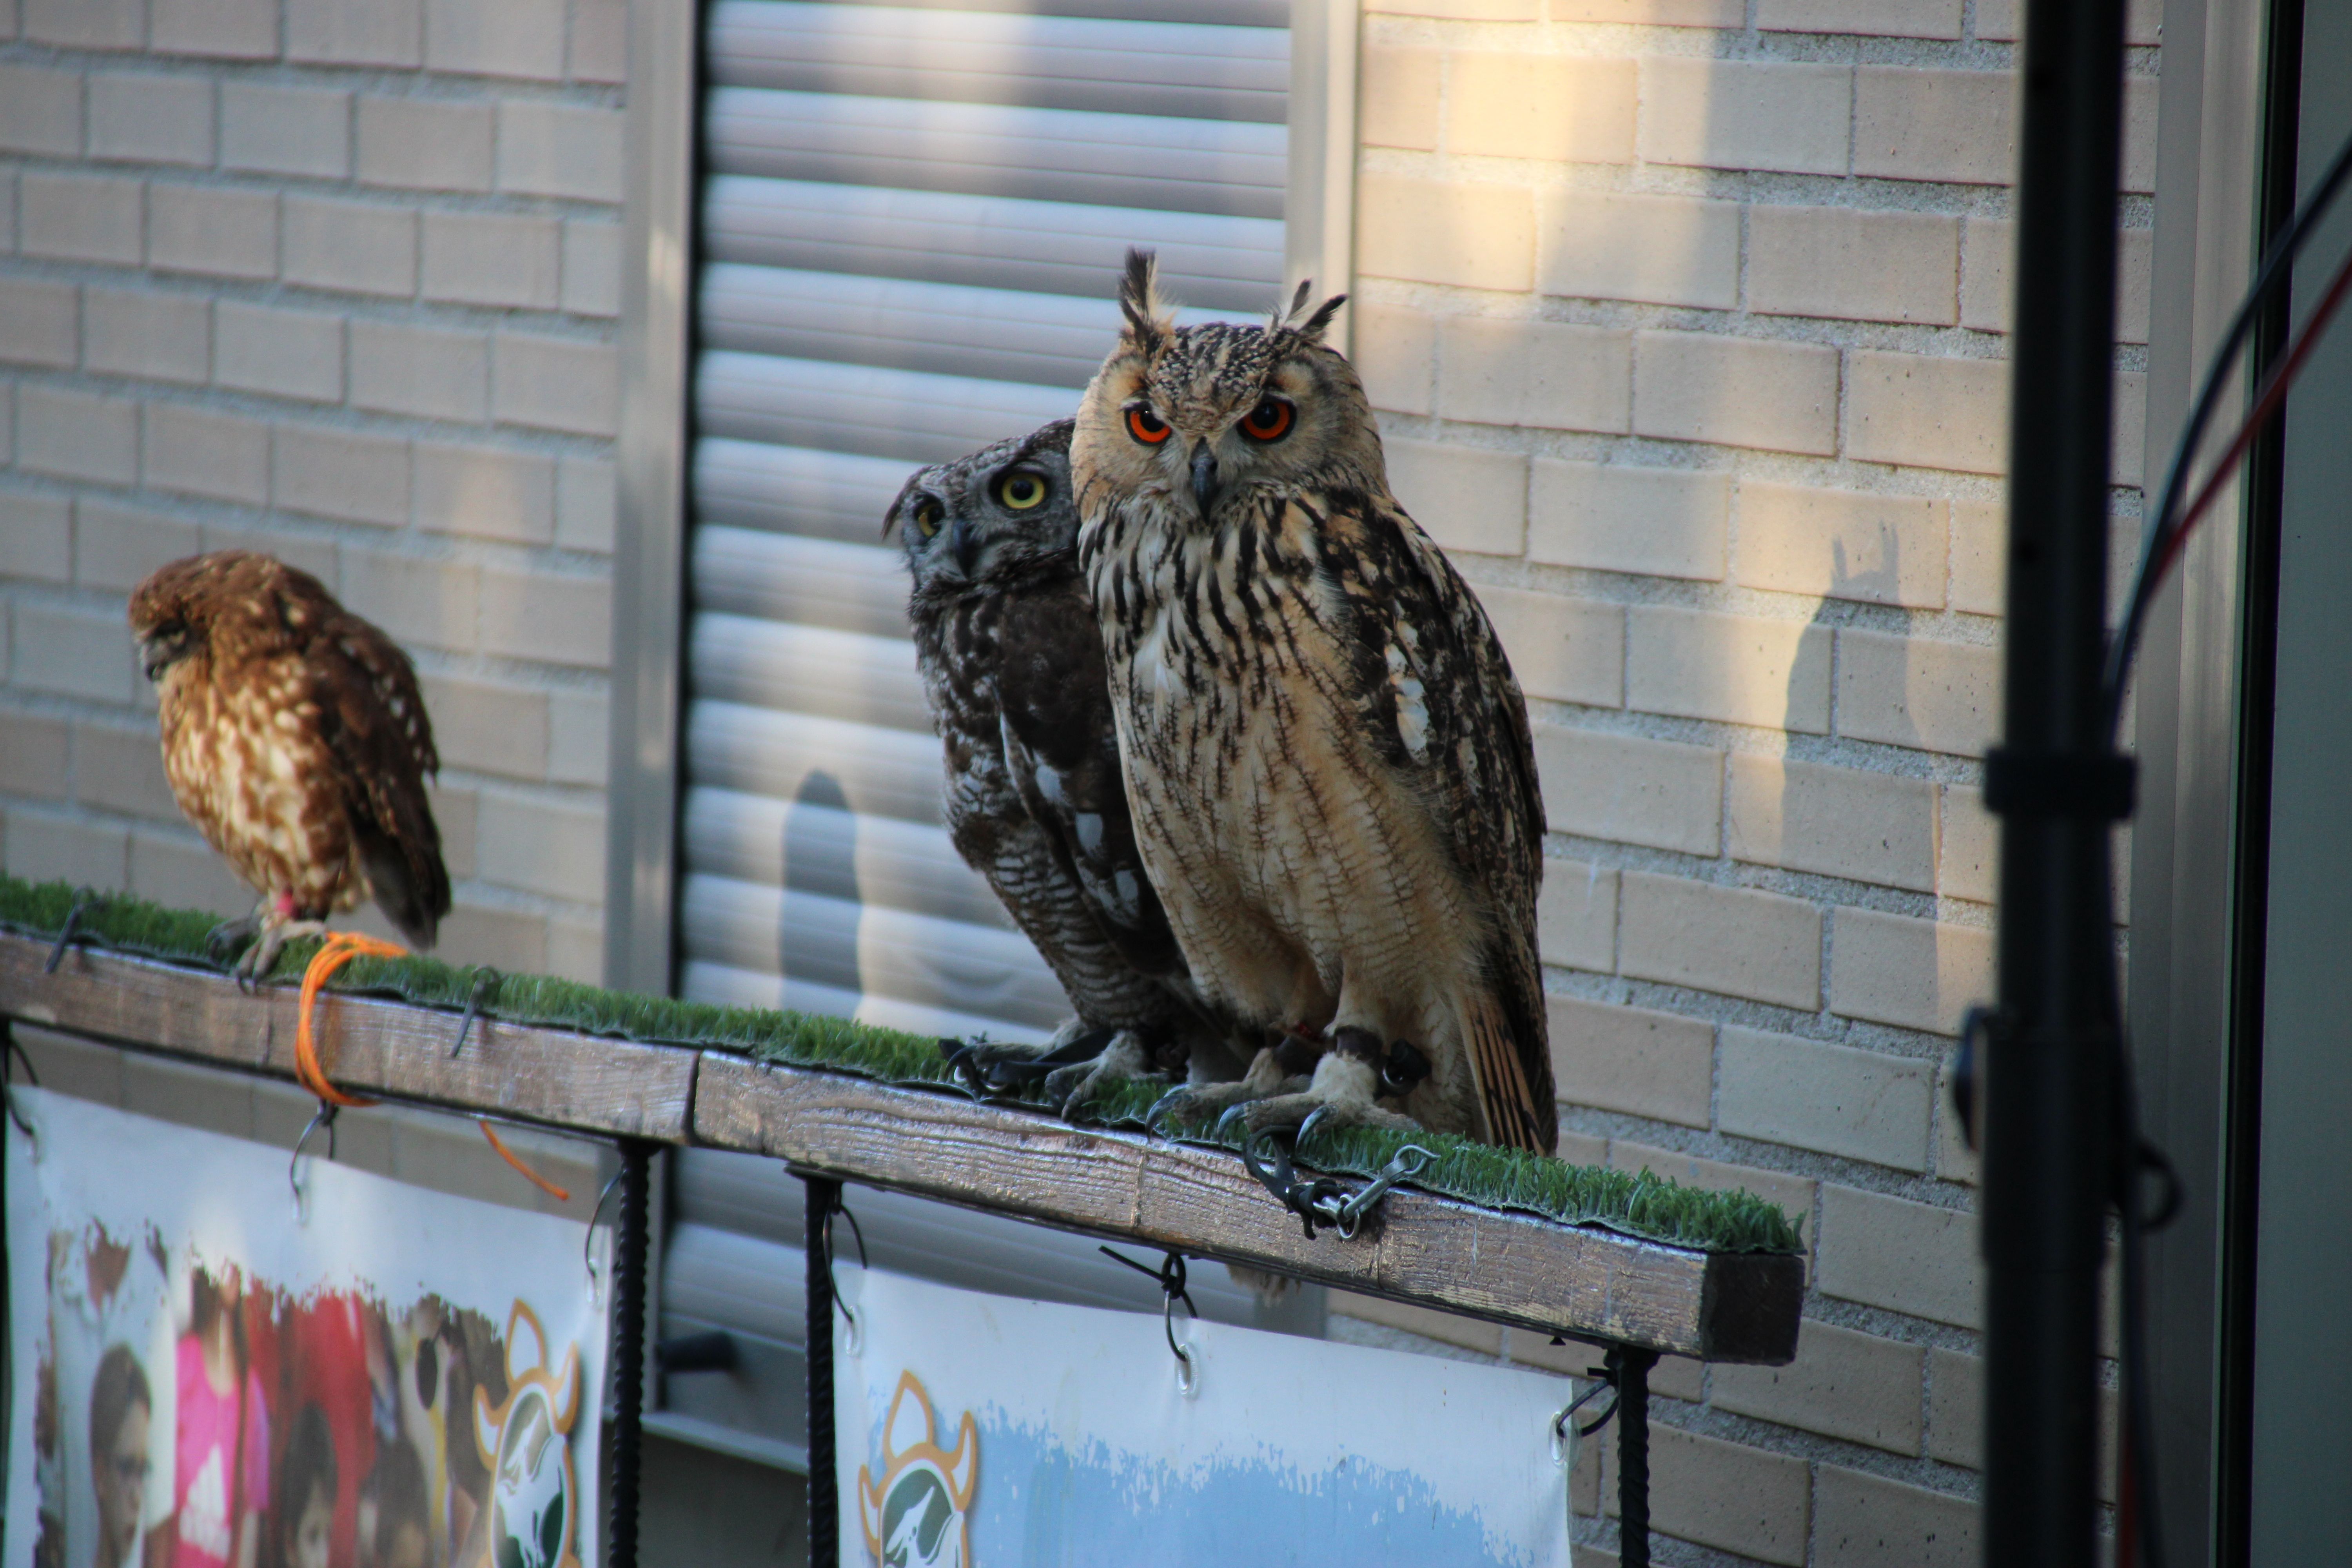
[991,579,1190,983]
[1316,486,1555,1151]
[299,594,453,948]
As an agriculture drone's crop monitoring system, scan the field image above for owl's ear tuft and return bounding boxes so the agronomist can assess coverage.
[1295,290,1347,345]
[1118,248,1172,352]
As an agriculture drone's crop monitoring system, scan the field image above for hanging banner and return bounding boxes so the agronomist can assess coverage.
[4,1087,607,1568]
[833,1262,1574,1568]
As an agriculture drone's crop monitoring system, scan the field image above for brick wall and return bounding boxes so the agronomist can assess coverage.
[1347,0,2154,1561]
[0,0,625,982]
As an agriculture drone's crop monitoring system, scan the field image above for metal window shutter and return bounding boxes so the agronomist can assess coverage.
[661,0,1310,1466]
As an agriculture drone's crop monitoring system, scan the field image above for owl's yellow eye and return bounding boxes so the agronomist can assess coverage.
[1239,397,1294,443]
[912,498,944,539]
[998,470,1048,510]
[1126,406,1172,445]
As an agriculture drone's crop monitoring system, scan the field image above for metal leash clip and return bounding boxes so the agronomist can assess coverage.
[1241,1129,1436,1241]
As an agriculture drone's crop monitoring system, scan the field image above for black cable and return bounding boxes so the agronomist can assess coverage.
[606,1142,652,1568]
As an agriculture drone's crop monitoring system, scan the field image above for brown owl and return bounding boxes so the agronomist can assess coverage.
[128,551,451,983]
[890,421,1246,1111]
[1071,252,1556,1153]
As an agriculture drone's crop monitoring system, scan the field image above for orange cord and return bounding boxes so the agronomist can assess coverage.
[293,932,571,1201]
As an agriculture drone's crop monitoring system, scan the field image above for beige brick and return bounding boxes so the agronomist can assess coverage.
[1621,872,1820,1010]
[548,688,607,786]
[1328,1290,1505,1356]
[1735,482,1947,608]
[1448,54,1635,164]
[1530,723,1721,855]
[1628,606,1831,733]
[18,386,138,485]
[339,547,479,652]
[221,84,352,178]
[433,902,549,975]
[1386,437,1525,557]
[0,64,83,158]
[1938,782,1994,904]
[492,332,618,436]
[1608,1426,1809,1565]
[1760,0,1962,34]
[284,195,417,297]
[1538,190,1739,310]
[1924,1347,1977,1465]
[1814,1467,1976,1568]
[1837,627,1999,755]
[544,913,604,984]
[12,603,138,702]
[288,0,421,67]
[1439,317,1632,434]
[429,782,477,877]
[570,0,627,83]
[427,0,563,77]
[498,101,622,201]
[22,172,143,265]
[1947,497,2003,615]
[2124,75,2157,193]
[200,522,337,583]
[1958,216,2011,332]
[479,567,610,667]
[1726,753,1936,893]
[1357,174,1534,292]
[148,184,278,280]
[1363,0,1536,18]
[1721,1025,1933,1169]
[2,493,74,583]
[132,824,250,912]
[1554,0,1739,18]
[2112,368,2147,489]
[83,287,210,385]
[1818,1184,1978,1326]
[1549,996,1712,1126]
[1537,857,1615,972]
[0,713,71,797]
[214,301,343,402]
[1855,67,2015,185]
[1935,1062,1978,1185]
[555,455,615,553]
[6,811,130,889]
[1481,586,1622,708]
[1830,907,1991,1035]
[1634,331,1838,456]
[1714,1321,1925,1452]
[1639,59,1851,176]
[151,0,279,58]
[474,790,603,901]
[423,211,561,309]
[417,673,548,779]
[415,441,554,544]
[561,218,621,318]
[74,721,180,822]
[356,95,493,191]
[1351,303,1434,416]
[1846,350,2008,475]
[1360,44,1438,151]
[74,497,200,593]
[144,403,269,505]
[0,277,79,370]
[350,321,488,421]
[88,74,213,167]
[272,425,408,526]
[1749,207,1959,326]
[2116,226,2152,345]
[1529,461,1727,581]
[8,1025,132,1107]
[24,0,140,49]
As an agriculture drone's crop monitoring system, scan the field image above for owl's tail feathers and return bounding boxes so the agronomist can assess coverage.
[1462,989,1557,1155]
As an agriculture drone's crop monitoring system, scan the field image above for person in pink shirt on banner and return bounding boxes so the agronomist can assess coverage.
[164,1268,269,1568]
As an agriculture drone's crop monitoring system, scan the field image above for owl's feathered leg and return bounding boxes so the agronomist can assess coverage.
[1236,1029,1429,1137]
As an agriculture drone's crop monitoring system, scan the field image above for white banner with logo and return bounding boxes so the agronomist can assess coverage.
[833,1261,1573,1567]
[5,1087,606,1568]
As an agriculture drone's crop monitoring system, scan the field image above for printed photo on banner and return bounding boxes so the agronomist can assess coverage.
[4,1089,606,1568]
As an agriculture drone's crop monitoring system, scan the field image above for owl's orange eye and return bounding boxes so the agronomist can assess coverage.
[1239,398,1294,442]
[1126,406,1172,445]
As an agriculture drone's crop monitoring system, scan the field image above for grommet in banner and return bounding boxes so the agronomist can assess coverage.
[584,1169,623,1306]
[840,1301,865,1358]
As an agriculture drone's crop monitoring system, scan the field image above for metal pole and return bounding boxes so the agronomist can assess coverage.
[1613,1347,1655,1568]
[805,1174,842,1568]
[1985,0,2129,1558]
[606,1141,652,1568]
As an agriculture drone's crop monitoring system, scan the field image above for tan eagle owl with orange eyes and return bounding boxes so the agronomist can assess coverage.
[128,551,451,982]
[1072,251,1556,1153]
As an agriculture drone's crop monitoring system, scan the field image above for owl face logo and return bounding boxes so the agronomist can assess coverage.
[857,1372,978,1568]
[472,1301,582,1568]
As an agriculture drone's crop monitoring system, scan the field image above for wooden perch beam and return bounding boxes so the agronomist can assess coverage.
[0,931,1801,1364]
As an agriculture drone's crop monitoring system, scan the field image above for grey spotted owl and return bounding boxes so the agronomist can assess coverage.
[889,419,1243,1111]
[1071,252,1556,1153]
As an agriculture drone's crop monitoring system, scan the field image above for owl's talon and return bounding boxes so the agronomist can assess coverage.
[1215,1102,1251,1140]
[205,914,260,971]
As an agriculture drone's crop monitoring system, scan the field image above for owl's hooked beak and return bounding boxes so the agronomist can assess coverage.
[137,627,192,682]
[948,514,980,577]
[1190,442,1221,516]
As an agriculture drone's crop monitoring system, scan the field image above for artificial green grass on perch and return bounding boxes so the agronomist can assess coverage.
[0,873,1802,1257]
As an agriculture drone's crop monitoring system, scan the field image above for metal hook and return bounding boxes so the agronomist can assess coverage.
[1570,1348,1633,1438]
[449,967,503,1058]
[583,1169,624,1298]
[822,1195,867,1350]
[1555,1369,1617,1450]
[288,1103,339,1208]
[43,889,95,975]
[1100,1247,1198,1392]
